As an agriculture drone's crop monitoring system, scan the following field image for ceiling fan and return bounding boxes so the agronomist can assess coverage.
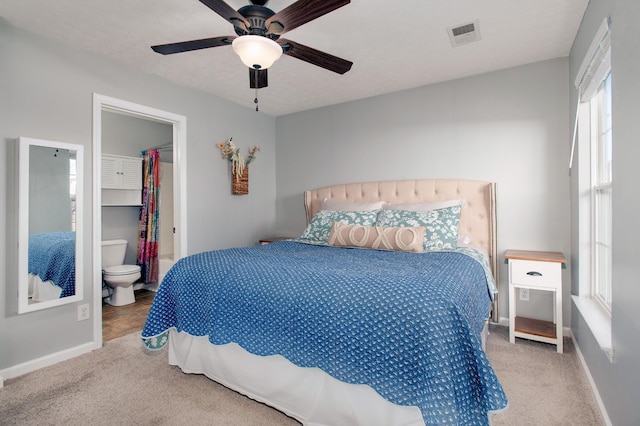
[151,0,353,91]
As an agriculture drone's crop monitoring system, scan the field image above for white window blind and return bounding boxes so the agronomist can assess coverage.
[569,17,611,169]
[575,18,611,100]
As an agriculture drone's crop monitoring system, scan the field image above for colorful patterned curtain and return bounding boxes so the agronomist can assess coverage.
[137,149,160,284]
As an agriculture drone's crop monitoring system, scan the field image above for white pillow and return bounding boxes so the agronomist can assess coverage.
[384,199,463,212]
[321,198,387,211]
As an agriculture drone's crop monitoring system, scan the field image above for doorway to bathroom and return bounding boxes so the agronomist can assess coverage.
[92,94,187,349]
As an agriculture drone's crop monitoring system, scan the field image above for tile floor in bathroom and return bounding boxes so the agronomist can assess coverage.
[102,289,155,342]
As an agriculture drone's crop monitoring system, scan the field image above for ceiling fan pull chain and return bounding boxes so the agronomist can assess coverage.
[253,69,260,111]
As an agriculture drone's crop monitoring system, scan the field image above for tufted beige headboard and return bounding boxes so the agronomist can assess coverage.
[304,179,498,320]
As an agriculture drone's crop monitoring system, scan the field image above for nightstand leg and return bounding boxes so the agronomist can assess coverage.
[509,284,516,344]
[556,288,563,353]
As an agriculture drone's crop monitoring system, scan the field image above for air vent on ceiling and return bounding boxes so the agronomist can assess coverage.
[448,20,481,47]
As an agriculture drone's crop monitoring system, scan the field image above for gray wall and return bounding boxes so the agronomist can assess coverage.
[275,58,572,325]
[570,0,640,424]
[102,111,173,158]
[0,21,276,371]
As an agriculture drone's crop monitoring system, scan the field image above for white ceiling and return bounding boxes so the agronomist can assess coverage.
[0,0,588,116]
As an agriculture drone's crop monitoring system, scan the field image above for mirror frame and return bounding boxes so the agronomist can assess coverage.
[18,137,84,313]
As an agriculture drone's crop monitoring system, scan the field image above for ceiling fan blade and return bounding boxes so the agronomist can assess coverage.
[199,0,250,28]
[279,39,352,74]
[266,0,350,35]
[151,36,234,55]
[250,68,268,89]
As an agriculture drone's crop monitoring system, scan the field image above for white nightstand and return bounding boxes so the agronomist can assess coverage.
[505,250,567,353]
[259,237,293,245]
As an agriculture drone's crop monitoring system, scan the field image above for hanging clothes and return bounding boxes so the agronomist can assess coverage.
[137,149,161,284]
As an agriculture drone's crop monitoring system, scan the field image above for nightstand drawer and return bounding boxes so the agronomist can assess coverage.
[510,260,561,289]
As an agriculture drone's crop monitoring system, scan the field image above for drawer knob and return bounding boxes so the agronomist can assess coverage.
[526,271,543,277]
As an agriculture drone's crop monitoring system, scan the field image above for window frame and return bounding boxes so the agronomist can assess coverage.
[571,17,613,361]
[589,74,612,314]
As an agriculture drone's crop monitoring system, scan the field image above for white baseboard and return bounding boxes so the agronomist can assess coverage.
[571,331,612,426]
[0,342,94,381]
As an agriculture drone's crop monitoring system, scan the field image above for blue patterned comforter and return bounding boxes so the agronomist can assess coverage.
[28,232,76,297]
[142,241,507,424]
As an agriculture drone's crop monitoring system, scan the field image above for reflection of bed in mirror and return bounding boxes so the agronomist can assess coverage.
[142,179,508,425]
[17,136,84,314]
[28,231,76,302]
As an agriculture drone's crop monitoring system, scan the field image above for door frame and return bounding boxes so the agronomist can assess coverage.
[91,94,187,349]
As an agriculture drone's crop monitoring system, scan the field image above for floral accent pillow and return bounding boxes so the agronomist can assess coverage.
[375,205,462,251]
[297,210,380,245]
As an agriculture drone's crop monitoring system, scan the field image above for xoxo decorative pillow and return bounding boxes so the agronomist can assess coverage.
[328,222,426,253]
[297,210,380,245]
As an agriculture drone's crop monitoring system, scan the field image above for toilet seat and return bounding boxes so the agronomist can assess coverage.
[104,264,141,276]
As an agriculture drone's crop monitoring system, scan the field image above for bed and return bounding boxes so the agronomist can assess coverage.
[28,231,76,301]
[142,179,507,425]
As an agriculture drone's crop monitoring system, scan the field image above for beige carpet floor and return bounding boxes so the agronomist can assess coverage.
[487,326,604,425]
[0,325,604,425]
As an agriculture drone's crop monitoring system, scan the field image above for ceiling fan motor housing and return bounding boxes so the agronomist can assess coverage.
[235,5,280,40]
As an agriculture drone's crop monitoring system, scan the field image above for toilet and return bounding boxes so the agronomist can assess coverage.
[101,239,141,306]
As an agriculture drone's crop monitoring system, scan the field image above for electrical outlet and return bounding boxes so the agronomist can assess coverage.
[77,304,90,321]
[519,288,530,302]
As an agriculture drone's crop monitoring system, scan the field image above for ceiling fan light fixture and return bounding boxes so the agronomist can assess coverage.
[232,35,283,69]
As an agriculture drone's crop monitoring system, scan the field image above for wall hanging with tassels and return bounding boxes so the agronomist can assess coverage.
[217,138,260,195]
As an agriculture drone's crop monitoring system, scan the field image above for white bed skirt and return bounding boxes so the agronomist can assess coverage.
[28,273,62,302]
[168,329,425,426]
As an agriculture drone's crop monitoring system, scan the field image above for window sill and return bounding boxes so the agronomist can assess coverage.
[572,295,614,362]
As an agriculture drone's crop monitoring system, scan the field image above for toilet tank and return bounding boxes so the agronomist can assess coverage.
[101,239,129,268]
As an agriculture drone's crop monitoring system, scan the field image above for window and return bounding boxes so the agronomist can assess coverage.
[70,155,77,231]
[572,17,612,314]
[571,17,613,359]
[591,74,612,313]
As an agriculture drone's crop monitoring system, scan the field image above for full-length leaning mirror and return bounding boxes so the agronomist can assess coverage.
[18,137,84,313]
